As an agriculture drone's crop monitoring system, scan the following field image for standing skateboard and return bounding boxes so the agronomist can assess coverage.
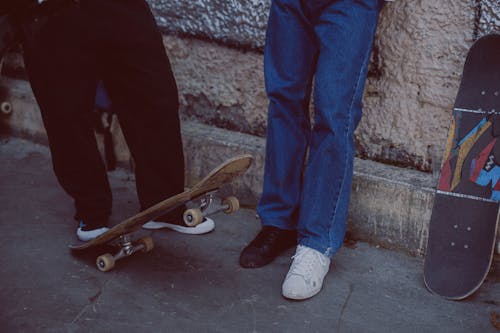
[423,34,500,300]
[70,154,253,272]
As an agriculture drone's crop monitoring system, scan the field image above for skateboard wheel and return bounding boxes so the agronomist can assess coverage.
[138,236,154,253]
[223,196,239,214]
[1,101,12,115]
[96,253,115,272]
[183,208,203,227]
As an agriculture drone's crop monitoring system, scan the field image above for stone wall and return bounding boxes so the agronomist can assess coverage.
[359,1,474,170]
[148,0,479,171]
[478,0,500,36]
[164,36,268,137]
[148,0,268,49]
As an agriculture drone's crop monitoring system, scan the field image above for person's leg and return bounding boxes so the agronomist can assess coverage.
[257,0,317,230]
[283,0,383,300]
[87,0,212,233]
[21,4,112,237]
[297,0,381,256]
[91,0,183,210]
[240,0,318,268]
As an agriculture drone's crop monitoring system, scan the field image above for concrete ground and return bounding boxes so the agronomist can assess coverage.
[0,137,499,333]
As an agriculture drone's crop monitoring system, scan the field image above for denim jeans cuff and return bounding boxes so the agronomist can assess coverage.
[298,238,338,258]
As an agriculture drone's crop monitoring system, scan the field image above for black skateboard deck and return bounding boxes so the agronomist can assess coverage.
[423,34,500,300]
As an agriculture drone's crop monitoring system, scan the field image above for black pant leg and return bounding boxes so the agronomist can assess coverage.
[89,0,185,218]
[21,5,112,226]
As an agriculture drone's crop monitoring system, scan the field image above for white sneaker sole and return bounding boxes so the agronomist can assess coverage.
[142,217,215,235]
[282,284,323,300]
[77,227,110,242]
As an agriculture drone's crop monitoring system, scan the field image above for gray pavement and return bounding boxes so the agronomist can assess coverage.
[0,137,499,333]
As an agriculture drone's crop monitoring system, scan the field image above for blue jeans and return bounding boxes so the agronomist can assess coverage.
[257,0,383,257]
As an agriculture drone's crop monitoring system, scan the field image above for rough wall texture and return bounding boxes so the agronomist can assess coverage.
[359,0,474,170]
[148,0,269,49]
[164,36,268,137]
[478,0,500,36]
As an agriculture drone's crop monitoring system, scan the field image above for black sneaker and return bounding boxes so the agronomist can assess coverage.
[239,226,297,268]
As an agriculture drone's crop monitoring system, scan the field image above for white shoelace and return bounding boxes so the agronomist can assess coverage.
[289,245,329,279]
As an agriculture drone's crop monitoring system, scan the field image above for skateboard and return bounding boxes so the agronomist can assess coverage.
[70,154,253,272]
[423,34,500,300]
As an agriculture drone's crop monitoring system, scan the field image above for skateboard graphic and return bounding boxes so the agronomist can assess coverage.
[70,154,253,272]
[423,34,500,300]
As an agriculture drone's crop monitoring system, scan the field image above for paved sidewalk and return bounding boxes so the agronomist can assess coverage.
[0,137,498,332]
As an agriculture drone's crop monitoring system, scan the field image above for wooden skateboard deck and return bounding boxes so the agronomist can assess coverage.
[423,34,500,300]
[70,154,253,270]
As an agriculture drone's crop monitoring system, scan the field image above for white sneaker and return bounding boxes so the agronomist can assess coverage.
[142,217,215,235]
[77,226,109,242]
[282,245,331,300]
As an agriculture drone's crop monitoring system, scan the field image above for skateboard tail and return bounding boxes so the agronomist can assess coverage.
[423,240,497,301]
[423,194,499,300]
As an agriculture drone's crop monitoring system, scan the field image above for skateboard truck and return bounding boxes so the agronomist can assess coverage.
[96,235,154,272]
[95,194,239,272]
[183,192,239,227]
